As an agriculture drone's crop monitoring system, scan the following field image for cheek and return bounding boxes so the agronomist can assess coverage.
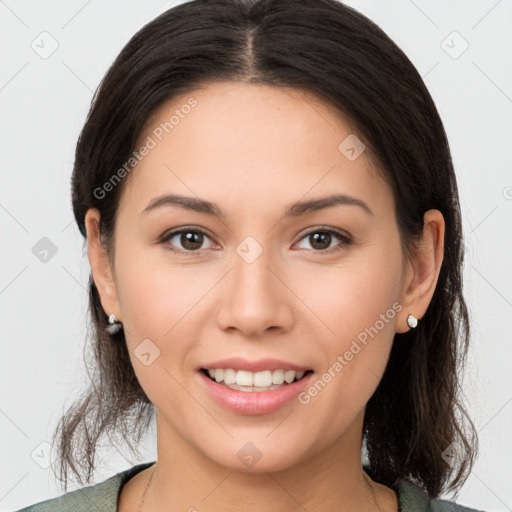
[300,246,402,398]
[114,258,205,409]
[115,242,202,331]
[300,248,402,339]
[114,253,211,374]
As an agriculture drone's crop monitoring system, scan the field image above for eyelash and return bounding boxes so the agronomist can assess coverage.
[159,226,351,256]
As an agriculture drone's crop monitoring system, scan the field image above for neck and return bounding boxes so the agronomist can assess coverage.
[134,411,397,512]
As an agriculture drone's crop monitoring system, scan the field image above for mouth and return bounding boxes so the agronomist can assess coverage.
[197,367,316,415]
[199,368,315,392]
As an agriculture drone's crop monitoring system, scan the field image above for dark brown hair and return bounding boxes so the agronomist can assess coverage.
[54,0,478,497]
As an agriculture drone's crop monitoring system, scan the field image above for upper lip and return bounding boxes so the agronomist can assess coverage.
[199,357,313,373]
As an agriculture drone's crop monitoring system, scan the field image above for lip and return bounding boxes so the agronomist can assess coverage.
[197,369,315,415]
[197,357,312,373]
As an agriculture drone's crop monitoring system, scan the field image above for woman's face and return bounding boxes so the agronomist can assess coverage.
[87,81,430,473]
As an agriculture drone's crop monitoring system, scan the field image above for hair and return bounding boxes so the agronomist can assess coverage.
[53,0,478,497]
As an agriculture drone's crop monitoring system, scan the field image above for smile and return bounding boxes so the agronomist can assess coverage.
[197,368,316,415]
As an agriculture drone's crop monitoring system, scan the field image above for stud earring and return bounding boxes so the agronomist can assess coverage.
[407,314,418,329]
[105,313,123,335]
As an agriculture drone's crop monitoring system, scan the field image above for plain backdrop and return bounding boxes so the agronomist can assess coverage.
[1,1,511,511]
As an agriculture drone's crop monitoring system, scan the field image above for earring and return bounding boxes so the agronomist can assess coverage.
[407,314,418,329]
[105,313,123,335]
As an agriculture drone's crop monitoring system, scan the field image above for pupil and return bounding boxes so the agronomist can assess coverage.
[311,232,330,250]
[182,231,202,250]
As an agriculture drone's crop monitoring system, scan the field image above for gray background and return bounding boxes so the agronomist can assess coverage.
[1,1,511,510]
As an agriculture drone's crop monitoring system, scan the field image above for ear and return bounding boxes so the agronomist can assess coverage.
[396,209,445,333]
[84,208,121,321]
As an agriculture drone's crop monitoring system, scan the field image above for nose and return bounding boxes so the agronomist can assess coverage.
[216,243,294,337]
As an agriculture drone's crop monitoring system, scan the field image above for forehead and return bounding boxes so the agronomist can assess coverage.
[119,81,392,221]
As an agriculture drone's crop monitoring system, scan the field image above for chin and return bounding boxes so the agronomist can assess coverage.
[198,438,307,474]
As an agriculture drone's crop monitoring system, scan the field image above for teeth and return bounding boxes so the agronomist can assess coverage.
[206,368,307,386]
[223,368,237,384]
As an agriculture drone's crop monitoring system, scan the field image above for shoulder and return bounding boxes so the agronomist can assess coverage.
[396,478,487,512]
[14,462,156,512]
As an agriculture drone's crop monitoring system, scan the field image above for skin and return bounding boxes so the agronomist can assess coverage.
[85,81,444,512]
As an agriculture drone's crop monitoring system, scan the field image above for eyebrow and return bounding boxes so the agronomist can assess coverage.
[141,193,373,218]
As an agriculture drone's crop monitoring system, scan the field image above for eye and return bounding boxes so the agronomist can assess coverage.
[159,226,351,255]
[294,228,351,254]
[160,227,217,254]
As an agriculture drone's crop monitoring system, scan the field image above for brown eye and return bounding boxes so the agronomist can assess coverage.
[295,228,351,254]
[160,228,214,253]
[177,231,204,251]
[309,231,332,250]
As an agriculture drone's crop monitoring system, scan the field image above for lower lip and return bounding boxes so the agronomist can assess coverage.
[197,370,315,415]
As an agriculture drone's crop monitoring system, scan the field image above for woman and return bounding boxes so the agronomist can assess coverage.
[16,0,483,510]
